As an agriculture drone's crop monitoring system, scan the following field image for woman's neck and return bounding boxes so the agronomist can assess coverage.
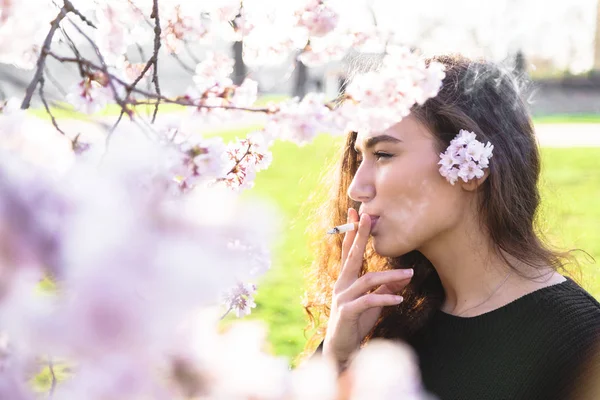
[418,216,563,317]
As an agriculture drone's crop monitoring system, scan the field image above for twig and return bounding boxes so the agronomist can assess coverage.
[63,0,96,28]
[48,357,57,399]
[68,22,131,125]
[220,305,234,320]
[219,141,253,179]
[150,0,162,122]
[21,0,94,109]
[39,76,68,137]
[59,26,86,77]
[21,5,70,109]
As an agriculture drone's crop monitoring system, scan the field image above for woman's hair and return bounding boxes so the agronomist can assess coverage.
[299,53,583,360]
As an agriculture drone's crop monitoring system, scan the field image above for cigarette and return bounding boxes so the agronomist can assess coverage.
[326,222,358,235]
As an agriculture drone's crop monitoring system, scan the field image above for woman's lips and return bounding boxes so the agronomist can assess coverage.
[369,216,380,231]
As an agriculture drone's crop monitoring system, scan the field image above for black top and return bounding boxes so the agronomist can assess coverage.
[408,277,600,400]
[314,277,600,400]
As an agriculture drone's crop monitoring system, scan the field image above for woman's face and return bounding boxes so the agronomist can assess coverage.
[349,116,470,257]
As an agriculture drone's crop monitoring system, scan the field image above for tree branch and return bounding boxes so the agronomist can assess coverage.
[21,0,94,109]
[21,5,70,109]
[39,76,68,138]
[150,0,162,122]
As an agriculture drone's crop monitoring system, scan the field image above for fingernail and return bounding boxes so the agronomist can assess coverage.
[406,269,414,277]
[394,296,404,303]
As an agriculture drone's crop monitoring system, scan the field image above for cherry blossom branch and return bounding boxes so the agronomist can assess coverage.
[21,5,70,109]
[68,22,132,125]
[62,0,96,29]
[39,76,68,138]
[150,0,162,122]
[21,0,93,109]
[220,304,234,320]
[59,26,86,78]
[216,142,254,185]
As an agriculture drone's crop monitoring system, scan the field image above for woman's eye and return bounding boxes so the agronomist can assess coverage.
[374,151,393,161]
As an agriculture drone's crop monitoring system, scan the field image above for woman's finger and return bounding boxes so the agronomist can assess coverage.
[338,269,413,302]
[340,293,404,319]
[337,213,371,289]
[341,208,359,264]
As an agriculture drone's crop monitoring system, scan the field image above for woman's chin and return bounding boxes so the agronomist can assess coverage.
[372,237,414,258]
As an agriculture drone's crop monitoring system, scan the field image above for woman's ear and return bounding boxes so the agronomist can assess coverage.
[460,170,490,192]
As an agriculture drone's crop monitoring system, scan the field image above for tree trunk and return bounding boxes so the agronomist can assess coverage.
[293,59,308,98]
[232,41,246,85]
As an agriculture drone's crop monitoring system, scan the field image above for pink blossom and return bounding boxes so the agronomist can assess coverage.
[161,4,209,54]
[297,34,351,67]
[264,93,331,145]
[342,47,445,136]
[222,282,257,318]
[296,3,340,37]
[208,0,241,23]
[193,52,235,93]
[95,4,131,61]
[66,78,114,115]
[0,0,54,69]
[221,133,273,190]
[231,79,259,107]
[241,6,307,67]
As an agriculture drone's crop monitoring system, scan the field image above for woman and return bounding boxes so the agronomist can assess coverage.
[304,54,600,400]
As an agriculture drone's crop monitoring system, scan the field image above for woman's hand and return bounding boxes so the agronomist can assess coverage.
[322,208,414,365]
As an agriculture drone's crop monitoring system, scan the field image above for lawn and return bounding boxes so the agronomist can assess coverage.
[231,132,600,362]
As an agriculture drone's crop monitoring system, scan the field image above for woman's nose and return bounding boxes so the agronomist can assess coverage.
[348,167,375,203]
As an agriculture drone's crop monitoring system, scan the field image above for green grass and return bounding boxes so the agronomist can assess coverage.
[538,148,600,293]
[533,114,600,124]
[232,135,600,362]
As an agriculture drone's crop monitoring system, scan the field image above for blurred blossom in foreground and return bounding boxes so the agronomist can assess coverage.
[0,0,447,396]
[347,340,432,400]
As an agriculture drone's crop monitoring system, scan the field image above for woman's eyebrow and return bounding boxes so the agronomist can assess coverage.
[354,135,402,152]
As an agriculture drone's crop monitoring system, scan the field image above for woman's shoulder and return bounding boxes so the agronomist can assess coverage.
[534,276,600,340]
